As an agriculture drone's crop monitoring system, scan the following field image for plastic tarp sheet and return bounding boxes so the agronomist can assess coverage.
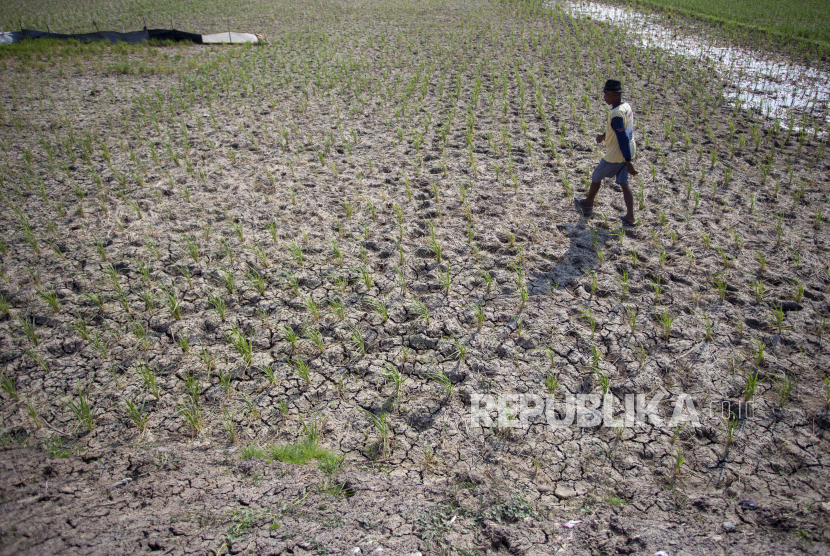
[148,29,203,44]
[22,28,150,43]
[0,28,253,45]
[201,32,258,44]
[0,31,22,45]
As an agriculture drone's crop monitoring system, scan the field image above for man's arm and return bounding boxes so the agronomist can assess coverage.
[610,116,637,176]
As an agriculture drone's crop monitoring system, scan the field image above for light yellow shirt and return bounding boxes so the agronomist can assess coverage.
[603,102,636,164]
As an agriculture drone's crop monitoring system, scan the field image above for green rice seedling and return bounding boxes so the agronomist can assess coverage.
[412,300,430,326]
[265,220,279,244]
[724,414,739,445]
[208,293,227,321]
[0,293,9,316]
[230,222,244,242]
[135,361,160,399]
[700,233,710,250]
[284,273,300,297]
[23,346,48,373]
[332,275,348,294]
[712,275,728,301]
[771,305,786,334]
[651,276,662,302]
[368,298,389,323]
[182,234,199,263]
[753,280,766,303]
[428,369,453,399]
[286,240,304,267]
[329,298,346,320]
[160,283,182,320]
[480,269,494,294]
[450,334,467,361]
[177,402,203,436]
[590,343,602,374]
[137,286,155,313]
[580,308,597,337]
[220,237,234,265]
[349,325,366,356]
[359,267,373,291]
[67,388,94,431]
[625,305,637,333]
[396,267,407,295]
[657,309,674,341]
[773,372,794,408]
[292,358,311,386]
[428,236,442,264]
[227,326,253,366]
[673,447,685,477]
[303,323,325,353]
[17,315,39,345]
[123,397,148,434]
[823,376,830,409]
[74,316,91,341]
[752,337,765,366]
[790,278,805,303]
[519,285,529,309]
[617,269,630,301]
[362,409,391,459]
[816,314,828,340]
[25,395,41,429]
[544,371,559,396]
[716,248,730,269]
[439,268,452,296]
[382,363,403,396]
[594,368,610,396]
[137,259,151,285]
[93,237,107,261]
[282,325,298,354]
[37,287,60,313]
[744,370,759,401]
[184,372,201,405]
[330,240,343,266]
[261,364,278,387]
[303,296,320,321]
[0,371,18,401]
[249,240,269,268]
[176,329,192,353]
[702,313,714,341]
[198,349,216,374]
[240,392,260,420]
[246,269,266,296]
[221,404,237,443]
[219,267,235,295]
[473,302,485,331]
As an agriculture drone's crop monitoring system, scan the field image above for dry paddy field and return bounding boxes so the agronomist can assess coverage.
[0,0,829,554]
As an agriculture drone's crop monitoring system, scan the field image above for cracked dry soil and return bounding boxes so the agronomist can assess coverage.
[1,0,830,554]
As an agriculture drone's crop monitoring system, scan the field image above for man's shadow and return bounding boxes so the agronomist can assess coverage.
[528,216,613,296]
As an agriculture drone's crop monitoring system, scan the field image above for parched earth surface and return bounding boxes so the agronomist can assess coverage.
[1,0,829,554]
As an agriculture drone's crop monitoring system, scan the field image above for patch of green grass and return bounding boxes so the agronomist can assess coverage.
[265,440,339,465]
[626,0,830,45]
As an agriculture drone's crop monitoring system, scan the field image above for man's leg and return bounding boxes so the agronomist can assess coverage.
[580,181,602,207]
[619,183,634,223]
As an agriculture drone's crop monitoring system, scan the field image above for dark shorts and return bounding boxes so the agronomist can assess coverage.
[592,159,628,185]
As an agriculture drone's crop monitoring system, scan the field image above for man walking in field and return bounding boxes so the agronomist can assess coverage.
[574,79,638,226]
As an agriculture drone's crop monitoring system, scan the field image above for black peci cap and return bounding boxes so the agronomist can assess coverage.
[602,79,622,92]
